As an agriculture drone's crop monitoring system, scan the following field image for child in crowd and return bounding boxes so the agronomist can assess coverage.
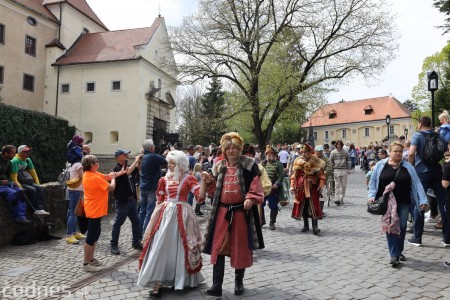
[365,161,376,189]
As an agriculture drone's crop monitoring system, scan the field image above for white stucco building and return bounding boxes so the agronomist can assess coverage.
[0,0,178,154]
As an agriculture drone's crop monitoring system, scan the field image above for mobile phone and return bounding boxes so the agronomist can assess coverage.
[124,160,128,168]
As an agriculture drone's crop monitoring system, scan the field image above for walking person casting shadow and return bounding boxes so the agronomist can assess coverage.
[368,141,428,267]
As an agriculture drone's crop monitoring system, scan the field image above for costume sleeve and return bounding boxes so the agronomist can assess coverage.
[318,169,326,188]
[189,175,205,203]
[258,165,272,196]
[290,171,297,189]
[275,163,284,186]
[28,169,40,184]
[246,175,264,204]
[156,177,166,202]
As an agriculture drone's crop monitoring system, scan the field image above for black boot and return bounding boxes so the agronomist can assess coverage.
[301,217,309,232]
[206,255,225,296]
[261,206,266,226]
[270,209,278,230]
[195,203,204,216]
[312,219,320,235]
[235,268,245,295]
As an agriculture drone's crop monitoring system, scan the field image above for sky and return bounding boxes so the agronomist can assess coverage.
[87,0,448,104]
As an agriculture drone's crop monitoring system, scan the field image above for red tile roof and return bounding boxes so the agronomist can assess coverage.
[54,18,164,66]
[9,0,58,22]
[302,96,411,128]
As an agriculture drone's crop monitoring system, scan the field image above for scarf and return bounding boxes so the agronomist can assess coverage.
[381,181,400,236]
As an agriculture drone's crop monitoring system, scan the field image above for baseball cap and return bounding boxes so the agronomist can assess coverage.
[296,144,301,149]
[314,145,324,151]
[18,145,32,153]
[114,149,131,157]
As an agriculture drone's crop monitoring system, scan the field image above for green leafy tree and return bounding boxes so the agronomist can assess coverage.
[402,99,418,113]
[410,42,450,123]
[199,78,227,144]
[434,0,450,34]
[169,0,398,149]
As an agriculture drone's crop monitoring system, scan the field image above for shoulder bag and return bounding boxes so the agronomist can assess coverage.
[367,162,402,215]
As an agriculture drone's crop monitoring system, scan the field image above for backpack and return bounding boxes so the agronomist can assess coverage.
[420,131,446,166]
[367,151,376,160]
[58,162,71,188]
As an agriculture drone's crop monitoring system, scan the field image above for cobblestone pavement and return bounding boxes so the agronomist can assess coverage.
[2,168,450,299]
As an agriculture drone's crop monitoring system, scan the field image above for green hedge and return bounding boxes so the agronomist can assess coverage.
[0,103,75,183]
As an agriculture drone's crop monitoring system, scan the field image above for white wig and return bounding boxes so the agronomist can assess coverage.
[166,150,189,180]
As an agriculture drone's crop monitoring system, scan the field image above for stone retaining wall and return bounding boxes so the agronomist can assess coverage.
[0,183,116,247]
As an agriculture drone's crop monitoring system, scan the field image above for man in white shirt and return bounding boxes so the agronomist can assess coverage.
[278,146,290,169]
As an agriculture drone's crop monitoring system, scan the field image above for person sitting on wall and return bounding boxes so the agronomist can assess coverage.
[10,145,49,216]
[0,145,30,224]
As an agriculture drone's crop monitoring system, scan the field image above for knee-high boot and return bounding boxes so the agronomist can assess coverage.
[235,268,245,295]
[206,255,225,296]
[269,209,278,230]
[261,205,266,226]
[312,219,321,235]
[302,205,309,232]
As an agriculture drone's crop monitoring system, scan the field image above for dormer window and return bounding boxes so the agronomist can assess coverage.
[329,110,336,119]
[364,105,373,115]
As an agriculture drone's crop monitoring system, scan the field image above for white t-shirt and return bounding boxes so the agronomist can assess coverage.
[278,150,290,164]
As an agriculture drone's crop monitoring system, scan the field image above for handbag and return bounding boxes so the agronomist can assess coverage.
[74,194,85,217]
[18,169,34,185]
[367,162,402,215]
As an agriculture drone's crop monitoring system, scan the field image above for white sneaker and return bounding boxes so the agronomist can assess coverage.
[82,263,101,272]
[425,217,437,223]
[89,258,102,266]
[34,210,50,216]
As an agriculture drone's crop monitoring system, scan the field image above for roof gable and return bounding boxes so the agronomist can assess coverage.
[9,0,59,22]
[64,0,108,30]
[54,18,164,66]
[302,96,411,127]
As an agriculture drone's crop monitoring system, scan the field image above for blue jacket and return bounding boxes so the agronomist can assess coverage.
[439,124,450,142]
[139,151,167,191]
[368,158,427,207]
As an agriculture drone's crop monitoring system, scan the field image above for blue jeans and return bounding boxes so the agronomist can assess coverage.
[386,203,410,257]
[139,190,157,239]
[111,199,140,245]
[67,190,81,236]
[187,192,194,206]
[21,183,45,211]
[0,184,27,219]
[413,171,449,242]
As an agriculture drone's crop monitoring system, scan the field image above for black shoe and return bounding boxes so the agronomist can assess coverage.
[399,254,406,261]
[334,200,341,206]
[14,217,32,224]
[389,256,399,266]
[195,211,204,216]
[132,242,143,251]
[205,287,222,297]
[301,227,309,232]
[111,245,120,255]
[313,227,321,235]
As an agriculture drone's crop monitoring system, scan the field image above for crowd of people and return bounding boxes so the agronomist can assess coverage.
[3,111,450,296]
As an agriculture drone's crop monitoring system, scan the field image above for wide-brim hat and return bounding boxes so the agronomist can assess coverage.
[265,145,278,154]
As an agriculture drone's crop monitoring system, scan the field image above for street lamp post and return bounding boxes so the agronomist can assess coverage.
[404,128,408,140]
[385,115,391,142]
[427,71,439,129]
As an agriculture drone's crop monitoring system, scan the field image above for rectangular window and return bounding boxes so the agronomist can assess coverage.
[23,73,34,92]
[342,129,347,138]
[389,125,394,135]
[112,80,121,91]
[25,35,36,56]
[61,84,70,94]
[0,24,4,44]
[365,128,370,136]
[313,132,317,141]
[86,82,95,92]
[0,65,3,84]
[324,130,329,140]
